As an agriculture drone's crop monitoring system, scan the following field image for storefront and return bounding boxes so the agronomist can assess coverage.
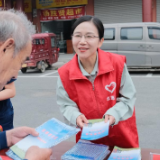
[37,0,87,53]
[94,0,142,24]
[2,0,159,53]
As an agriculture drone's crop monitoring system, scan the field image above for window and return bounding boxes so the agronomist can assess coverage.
[32,39,45,45]
[32,39,39,44]
[32,39,40,45]
[40,39,45,44]
[121,27,143,40]
[148,27,160,40]
[104,28,115,40]
[51,37,55,47]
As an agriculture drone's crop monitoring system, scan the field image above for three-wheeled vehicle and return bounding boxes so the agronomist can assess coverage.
[21,33,60,73]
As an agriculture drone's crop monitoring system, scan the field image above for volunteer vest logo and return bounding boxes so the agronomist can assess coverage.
[105,82,116,93]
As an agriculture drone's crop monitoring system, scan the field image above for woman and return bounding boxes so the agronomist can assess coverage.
[56,15,139,148]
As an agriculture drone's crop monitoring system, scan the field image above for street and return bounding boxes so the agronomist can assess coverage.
[12,53,160,149]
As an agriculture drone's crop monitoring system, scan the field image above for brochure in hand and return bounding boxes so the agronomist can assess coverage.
[81,119,109,140]
[6,118,80,160]
[61,139,110,160]
[108,146,141,160]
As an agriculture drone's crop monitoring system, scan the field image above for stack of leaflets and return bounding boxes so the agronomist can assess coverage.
[61,139,110,160]
[6,118,80,160]
[81,118,109,140]
[108,146,141,160]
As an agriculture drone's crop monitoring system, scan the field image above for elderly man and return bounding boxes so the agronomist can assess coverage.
[0,10,52,160]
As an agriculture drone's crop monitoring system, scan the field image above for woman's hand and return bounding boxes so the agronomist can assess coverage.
[76,114,88,128]
[104,114,115,126]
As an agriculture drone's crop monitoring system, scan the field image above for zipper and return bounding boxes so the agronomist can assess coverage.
[92,83,94,90]
[72,69,114,117]
[91,69,114,117]
[92,79,101,117]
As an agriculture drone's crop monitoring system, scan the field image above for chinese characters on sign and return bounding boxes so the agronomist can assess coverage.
[24,0,32,12]
[37,0,87,9]
[40,6,85,21]
[13,0,32,13]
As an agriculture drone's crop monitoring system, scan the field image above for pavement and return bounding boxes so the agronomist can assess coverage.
[52,53,75,69]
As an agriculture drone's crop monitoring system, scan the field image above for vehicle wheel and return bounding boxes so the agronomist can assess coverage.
[40,61,46,73]
[47,64,52,69]
[21,68,27,73]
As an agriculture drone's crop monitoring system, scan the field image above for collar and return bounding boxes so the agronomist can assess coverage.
[69,48,114,80]
[97,48,114,76]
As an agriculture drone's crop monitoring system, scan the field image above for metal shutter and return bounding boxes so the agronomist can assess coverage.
[94,0,142,24]
[157,0,160,22]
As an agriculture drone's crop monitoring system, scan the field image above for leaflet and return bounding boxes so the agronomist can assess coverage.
[150,152,160,160]
[6,118,80,159]
[108,146,141,160]
[81,120,109,140]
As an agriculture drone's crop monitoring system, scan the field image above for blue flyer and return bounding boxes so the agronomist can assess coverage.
[81,121,109,140]
[108,146,141,160]
[6,118,80,159]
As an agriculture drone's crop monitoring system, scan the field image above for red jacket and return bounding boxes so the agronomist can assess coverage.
[58,48,139,148]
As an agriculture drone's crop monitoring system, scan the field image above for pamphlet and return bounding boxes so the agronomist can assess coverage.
[150,152,160,160]
[81,119,109,140]
[108,146,141,160]
[6,118,80,159]
[61,139,110,160]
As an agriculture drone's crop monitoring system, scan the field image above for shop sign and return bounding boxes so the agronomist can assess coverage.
[40,6,85,21]
[0,0,3,7]
[24,0,32,13]
[36,0,87,9]
[13,0,32,13]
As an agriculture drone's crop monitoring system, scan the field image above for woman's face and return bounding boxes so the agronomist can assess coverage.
[72,21,104,60]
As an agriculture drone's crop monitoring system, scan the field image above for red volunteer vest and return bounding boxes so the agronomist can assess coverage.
[58,48,139,148]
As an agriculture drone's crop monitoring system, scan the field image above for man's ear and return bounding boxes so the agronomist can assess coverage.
[3,38,15,51]
[0,38,15,54]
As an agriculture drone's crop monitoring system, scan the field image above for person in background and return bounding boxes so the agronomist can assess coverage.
[0,79,16,131]
[57,15,139,148]
[0,9,52,160]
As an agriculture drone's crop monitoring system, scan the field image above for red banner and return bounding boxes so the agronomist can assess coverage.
[40,6,85,21]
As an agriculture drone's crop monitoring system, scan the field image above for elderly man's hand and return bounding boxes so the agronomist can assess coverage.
[6,127,39,147]
[25,146,52,160]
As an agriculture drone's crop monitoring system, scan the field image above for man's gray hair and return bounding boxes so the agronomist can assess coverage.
[0,9,35,56]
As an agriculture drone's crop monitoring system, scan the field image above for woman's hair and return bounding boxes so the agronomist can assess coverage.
[71,15,104,40]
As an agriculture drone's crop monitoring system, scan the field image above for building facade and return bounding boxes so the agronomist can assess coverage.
[0,0,159,52]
